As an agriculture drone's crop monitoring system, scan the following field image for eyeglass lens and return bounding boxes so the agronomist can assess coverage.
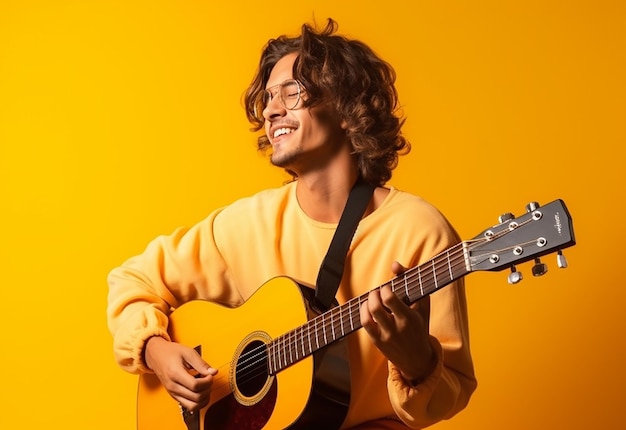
[261,80,301,112]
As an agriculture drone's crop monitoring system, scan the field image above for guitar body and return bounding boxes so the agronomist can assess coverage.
[137,276,351,430]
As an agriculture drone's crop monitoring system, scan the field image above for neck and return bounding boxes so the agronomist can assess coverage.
[295,170,359,223]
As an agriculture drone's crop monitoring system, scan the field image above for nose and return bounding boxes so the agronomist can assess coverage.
[263,95,286,120]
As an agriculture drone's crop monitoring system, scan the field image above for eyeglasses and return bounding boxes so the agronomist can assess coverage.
[254,79,303,119]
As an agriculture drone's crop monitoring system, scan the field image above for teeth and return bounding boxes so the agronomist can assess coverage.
[273,127,294,138]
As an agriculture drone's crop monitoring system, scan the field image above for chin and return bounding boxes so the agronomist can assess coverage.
[270,151,297,169]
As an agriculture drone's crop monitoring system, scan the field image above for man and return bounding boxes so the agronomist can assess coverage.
[107,18,476,429]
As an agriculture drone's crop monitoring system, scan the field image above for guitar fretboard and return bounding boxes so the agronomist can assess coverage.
[268,242,471,374]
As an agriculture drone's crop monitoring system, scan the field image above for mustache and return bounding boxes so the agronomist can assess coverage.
[269,119,300,129]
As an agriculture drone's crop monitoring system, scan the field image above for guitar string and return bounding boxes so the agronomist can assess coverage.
[210,237,501,395]
[207,240,476,396]
[208,220,532,397]
[208,249,469,396]
[212,236,518,395]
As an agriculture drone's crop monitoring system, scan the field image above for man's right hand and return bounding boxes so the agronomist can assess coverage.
[144,336,218,412]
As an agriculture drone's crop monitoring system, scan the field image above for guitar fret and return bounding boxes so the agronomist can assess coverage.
[296,330,300,360]
[285,333,290,367]
[285,332,292,367]
[315,318,320,349]
[273,337,278,371]
[297,326,302,360]
[350,299,356,331]
[330,309,336,341]
[353,298,361,331]
[447,250,453,281]
[432,259,438,289]
[275,339,280,372]
[295,330,299,361]
[339,305,344,337]
[283,332,289,365]
[284,333,290,367]
[385,278,402,299]
[418,266,423,296]
[307,321,312,356]
[308,323,312,355]
[403,274,409,302]
[278,335,284,369]
[322,314,328,345]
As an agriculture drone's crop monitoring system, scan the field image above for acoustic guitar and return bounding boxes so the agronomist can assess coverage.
[137,199,576,430]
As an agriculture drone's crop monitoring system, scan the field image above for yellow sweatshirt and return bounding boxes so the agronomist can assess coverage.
[107,182,476,429]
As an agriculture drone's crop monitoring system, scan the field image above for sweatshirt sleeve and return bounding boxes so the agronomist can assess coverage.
[387,278,477,428]
[106,209,243,374]
[384,201,477,428]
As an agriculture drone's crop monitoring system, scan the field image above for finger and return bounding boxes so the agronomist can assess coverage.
[360,292,388,337]
[391,260,408,275]
[175,389,208,413]
[179,360,217,401]
[360,298,376,332]
[170,373,214,411]
[182,348,218,377]
[411,295,431,332]
[379,284,410,318]
[367,288,395,331]
[168,351,216,399]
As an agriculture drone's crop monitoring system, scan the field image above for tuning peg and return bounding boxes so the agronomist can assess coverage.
[526,202,540,212]
[498,212,514,224]
[531,257,548,276]
[557,250,568,268]
[508,265,523,284]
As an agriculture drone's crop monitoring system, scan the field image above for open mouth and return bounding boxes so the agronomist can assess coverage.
[273,127,296,139]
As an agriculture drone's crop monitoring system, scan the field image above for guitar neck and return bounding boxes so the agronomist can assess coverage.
[268,242,470,374]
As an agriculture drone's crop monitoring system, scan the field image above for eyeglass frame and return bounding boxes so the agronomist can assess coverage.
[254,79,304,120]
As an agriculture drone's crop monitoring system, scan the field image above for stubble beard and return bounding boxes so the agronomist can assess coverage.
[270,144,302,169]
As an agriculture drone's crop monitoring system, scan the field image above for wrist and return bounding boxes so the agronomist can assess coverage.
[401,344,438,386]
[143,335,167,370]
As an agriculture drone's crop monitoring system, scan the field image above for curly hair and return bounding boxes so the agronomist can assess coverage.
[244,18,410,186]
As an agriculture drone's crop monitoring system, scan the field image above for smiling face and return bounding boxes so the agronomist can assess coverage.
[262,53,348,176]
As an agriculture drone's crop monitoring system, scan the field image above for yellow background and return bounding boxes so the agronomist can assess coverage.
[1,0,624,429]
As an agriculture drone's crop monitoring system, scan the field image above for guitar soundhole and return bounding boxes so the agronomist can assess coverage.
[204,337,277,430]
[235,340,269,398]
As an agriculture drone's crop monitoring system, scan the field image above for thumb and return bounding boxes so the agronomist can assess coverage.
[391,260,408,275]
[182,348,218,377]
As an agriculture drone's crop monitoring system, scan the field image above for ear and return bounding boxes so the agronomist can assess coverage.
[340,118,349,130]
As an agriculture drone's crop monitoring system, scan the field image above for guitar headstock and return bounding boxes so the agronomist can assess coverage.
[467,199,575,283]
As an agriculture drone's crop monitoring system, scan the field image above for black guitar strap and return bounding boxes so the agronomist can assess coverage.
[314,178,375,312]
